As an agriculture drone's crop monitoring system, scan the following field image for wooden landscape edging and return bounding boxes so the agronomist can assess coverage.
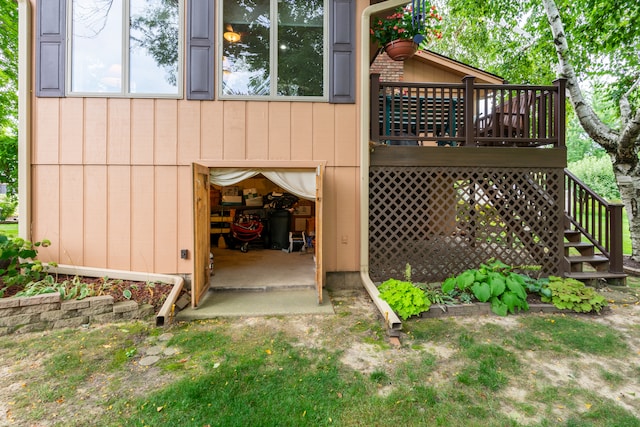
[48,264,184,327]
[417,302,610,319]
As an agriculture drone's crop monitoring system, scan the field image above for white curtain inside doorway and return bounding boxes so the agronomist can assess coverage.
[209,168,316,201]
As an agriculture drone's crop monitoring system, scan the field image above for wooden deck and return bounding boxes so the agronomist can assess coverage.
[370,74,566,148]
[367,78,624,284]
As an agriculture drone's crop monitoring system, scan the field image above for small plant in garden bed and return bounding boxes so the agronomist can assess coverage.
[540,276,608,313]
[0,235,176,312]
[378,264,432,320]
[0,235,56,297]
[379,259,609,319]
[14,275,174,311]
[442,259,540,316]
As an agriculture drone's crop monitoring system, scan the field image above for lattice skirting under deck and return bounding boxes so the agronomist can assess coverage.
[368,166,564,283]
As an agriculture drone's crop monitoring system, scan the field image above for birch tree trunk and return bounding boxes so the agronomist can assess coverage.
[542,0,640,259]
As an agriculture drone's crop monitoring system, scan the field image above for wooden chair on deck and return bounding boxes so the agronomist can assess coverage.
[476,91,535,144]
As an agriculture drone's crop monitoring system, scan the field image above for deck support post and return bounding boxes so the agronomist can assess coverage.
[553,78,567,148]
[463,76,475,147]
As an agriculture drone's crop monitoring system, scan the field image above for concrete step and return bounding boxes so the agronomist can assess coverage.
[175,288,333,319]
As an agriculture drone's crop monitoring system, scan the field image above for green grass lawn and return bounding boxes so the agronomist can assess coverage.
[0,222,18,238]
[570,202,632,255]
[1,290,638,427]
[622,207,632,255]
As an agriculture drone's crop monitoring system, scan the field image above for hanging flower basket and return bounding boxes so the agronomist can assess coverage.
[384,39,418,61]
[370,3,443,60]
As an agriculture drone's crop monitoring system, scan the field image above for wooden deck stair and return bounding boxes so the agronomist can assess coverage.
[564,227,626,285]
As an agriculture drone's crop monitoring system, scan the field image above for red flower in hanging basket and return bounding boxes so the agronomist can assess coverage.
[370,3,443,50]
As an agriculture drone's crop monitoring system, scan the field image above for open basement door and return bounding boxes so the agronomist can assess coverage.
[208,164,325,305]
[192,163,211,307]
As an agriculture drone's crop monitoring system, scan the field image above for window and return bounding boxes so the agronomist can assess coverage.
[220,0,327,99]
[69,0,181,96]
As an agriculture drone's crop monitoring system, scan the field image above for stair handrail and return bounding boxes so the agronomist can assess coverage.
[564,168,624,274]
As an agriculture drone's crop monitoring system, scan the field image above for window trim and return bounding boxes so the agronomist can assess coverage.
[65,0,184,99]
[217,0,329,101]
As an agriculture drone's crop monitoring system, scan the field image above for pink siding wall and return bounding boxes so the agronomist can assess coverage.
[31,97,361,274]
[29,0,365,275]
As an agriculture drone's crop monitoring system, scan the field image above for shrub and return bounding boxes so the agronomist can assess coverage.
[0,197,16,221]
[0,235,55,296]
[567,156,619,200]
[378,278,432,320]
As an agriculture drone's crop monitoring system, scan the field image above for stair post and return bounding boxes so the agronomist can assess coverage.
[609,203,624,274]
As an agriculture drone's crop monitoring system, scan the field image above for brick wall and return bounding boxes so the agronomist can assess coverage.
[370,52,404,82]
[0,294,154,336]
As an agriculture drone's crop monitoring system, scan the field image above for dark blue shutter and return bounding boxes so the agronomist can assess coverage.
[187,0,215,100]
[329,0,355,103]
[36,0,65,97]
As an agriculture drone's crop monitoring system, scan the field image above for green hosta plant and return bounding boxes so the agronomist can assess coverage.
[15,275,94,300]
[522,275,553,299]
[378,278,432,320]
[540,276,607,313]
[442,259,534,316]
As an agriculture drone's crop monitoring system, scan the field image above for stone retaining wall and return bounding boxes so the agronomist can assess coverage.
[0,294,154,336]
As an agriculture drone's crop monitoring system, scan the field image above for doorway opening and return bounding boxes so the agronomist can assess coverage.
[191,163,325,311]
[210,173,317,292]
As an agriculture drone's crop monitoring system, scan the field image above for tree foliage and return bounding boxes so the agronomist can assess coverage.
[435,0,639,101]
[568,156,620,201]
[130,0,180,86]
[0,0,18,197]
[434,0,557,84]
[434,0,640,256]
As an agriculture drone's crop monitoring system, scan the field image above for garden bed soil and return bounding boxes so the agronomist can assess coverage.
[1,275,177,313]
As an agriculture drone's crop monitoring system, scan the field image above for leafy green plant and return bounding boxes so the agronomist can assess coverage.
[0,196,16,220]
[442,259,536,316]
[378,278,432,320]
[418,284,457,312]
[540,276,608,313]
[522,275,552,298]
[0,235,55,296]
[15,275,94,300]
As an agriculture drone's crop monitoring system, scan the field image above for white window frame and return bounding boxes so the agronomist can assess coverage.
[66,0,184,99]
[217,0,329,101]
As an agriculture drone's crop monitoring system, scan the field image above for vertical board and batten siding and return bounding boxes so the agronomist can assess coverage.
[31,98,360,274]
[84,166,108,267]
[108,166,132,270]
[30,0,361,275]
[107,99,132,164]
[404,60,465,84]
[403,55,503,85]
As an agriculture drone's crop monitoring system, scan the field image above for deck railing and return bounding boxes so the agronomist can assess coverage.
[564,169,624,274]
[370,74,566,148]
